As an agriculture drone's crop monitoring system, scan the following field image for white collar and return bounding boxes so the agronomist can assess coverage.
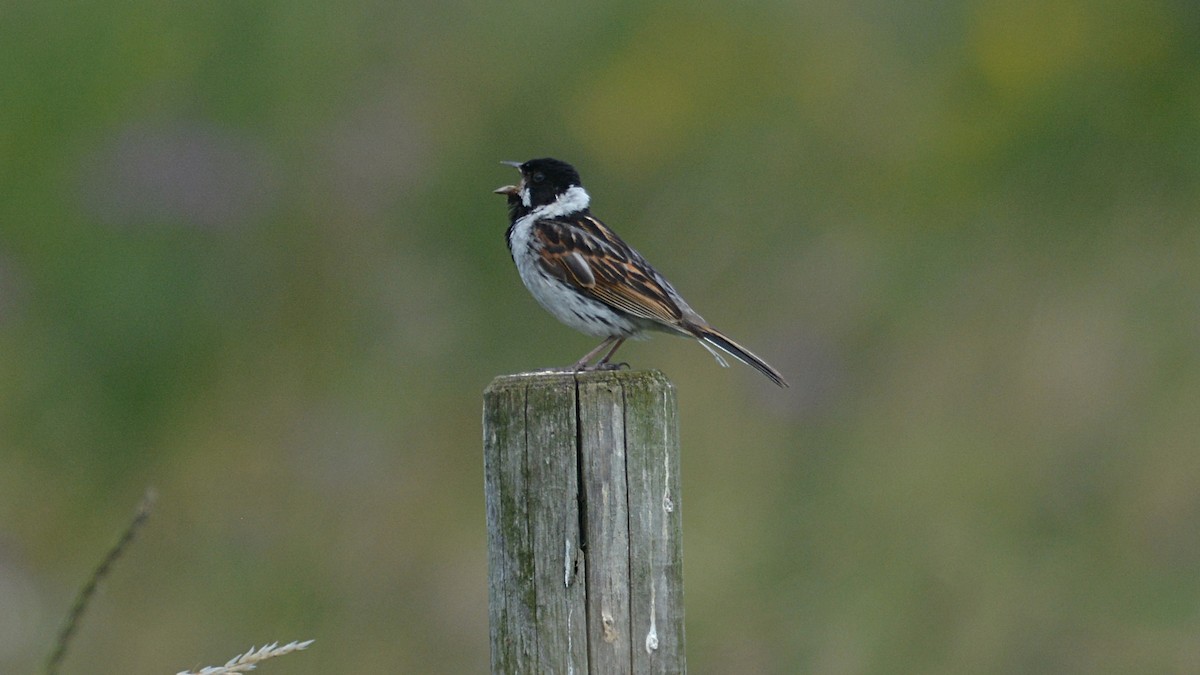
[528,185,590,219]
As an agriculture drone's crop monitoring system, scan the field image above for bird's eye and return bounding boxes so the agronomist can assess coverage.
[532,172,545,183]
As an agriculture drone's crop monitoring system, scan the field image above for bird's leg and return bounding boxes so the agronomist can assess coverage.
[594,338,628,371]
[570,336,618,372]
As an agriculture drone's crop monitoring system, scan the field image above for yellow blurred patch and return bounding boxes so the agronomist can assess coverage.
[566,14,742,171]
[971,0,1173,97]
[972,0,1091,93]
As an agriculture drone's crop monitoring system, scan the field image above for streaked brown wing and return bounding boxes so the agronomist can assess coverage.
[532,215,684,327]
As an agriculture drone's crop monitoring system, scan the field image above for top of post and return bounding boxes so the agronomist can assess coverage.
[485,369,673,395]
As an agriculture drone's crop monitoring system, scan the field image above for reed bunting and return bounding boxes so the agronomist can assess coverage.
[495,158,787,387]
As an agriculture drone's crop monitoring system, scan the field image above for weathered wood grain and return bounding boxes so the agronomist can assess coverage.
[484,370,685,675]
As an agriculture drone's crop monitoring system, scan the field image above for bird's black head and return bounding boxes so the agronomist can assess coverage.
[515,158,582,207]
[494,157,586,214]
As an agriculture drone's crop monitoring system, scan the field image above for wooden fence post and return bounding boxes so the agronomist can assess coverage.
[483,370,686,674]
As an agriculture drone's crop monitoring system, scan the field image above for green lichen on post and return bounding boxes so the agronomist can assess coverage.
[483,377,537,673]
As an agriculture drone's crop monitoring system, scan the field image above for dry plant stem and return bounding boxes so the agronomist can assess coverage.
[44,488,157,675]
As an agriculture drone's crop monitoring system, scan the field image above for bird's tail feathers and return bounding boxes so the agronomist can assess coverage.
[691,325,788,388]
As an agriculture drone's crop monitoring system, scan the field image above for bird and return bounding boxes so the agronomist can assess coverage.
[494,157,788,388]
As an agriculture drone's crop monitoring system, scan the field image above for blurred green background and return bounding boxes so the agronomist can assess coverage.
[2,0,1198,672]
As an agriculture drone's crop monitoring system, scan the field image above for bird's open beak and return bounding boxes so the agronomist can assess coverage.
[495,160,523,195]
